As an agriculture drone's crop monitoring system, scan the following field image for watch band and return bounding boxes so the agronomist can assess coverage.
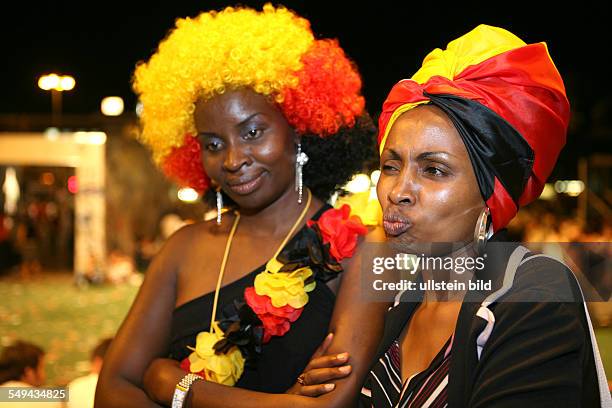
[171,373,204,408]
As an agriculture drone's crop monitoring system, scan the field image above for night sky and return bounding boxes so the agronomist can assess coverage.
[2,1,610,176]
[2,1,608,113]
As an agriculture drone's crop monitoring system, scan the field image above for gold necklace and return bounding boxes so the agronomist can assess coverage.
[209,188,313,331]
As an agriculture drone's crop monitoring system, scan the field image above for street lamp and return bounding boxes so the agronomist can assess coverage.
[38,73,76,126]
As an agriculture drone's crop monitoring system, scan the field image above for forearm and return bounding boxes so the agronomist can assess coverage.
[189,381,316,408]
[319,306,388,408]
[95,376,163,408]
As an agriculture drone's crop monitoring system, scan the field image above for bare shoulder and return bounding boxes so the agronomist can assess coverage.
[158,214,238,263]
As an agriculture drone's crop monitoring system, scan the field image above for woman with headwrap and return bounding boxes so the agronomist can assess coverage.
[95,4,388,408]
[299,25,611,407]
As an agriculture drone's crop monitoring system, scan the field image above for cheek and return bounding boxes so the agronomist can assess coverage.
[376,176,390,209]
[418,180,483,238]
[253,134,295,172]
[418,186,457,222]
[200,152,221,179]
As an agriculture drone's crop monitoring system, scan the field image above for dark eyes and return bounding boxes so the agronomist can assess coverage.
[381,164,448,177]
[424,166,446,177]
[206,140,223,152]
[382,164,399,173]
[244,128,263,139]
[202,127,264,152]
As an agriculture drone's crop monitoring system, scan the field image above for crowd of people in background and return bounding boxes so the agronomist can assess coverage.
[0,337,112,408]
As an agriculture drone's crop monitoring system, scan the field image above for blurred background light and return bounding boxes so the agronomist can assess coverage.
[101,96,124,116]
[539,183,556,200]
[135,101,143,117]
[59,76,75,91]
[74,131,107,145]
[38,73,75,91]
[2,167,20,215]
[344,173,371,194]
[177,187,199,203]
[41,172,55,186]
[67,175,78,194]
[370,169,381,185]
[554,180,585,196]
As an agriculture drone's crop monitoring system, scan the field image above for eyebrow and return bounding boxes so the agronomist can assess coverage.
[383,149,456,161]
[385,148,402,160]
[236,112,263,128]
[417,151,456,160]
[198,112,263,137]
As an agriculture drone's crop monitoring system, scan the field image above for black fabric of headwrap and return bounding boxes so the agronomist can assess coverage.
[424,92,535,205]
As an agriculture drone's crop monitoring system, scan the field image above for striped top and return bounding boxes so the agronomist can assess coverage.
[361,334,453,408]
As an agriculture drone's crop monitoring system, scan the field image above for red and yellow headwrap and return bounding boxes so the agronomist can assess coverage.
[378,25,570,232]
[133,4,365,193]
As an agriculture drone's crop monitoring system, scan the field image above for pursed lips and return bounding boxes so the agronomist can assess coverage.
[382,211,413,236]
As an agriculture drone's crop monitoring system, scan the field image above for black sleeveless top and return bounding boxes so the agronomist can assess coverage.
[169,204,336,393]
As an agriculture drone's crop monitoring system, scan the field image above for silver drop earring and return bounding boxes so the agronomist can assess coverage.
[474,207,490,255]
[216,189,223,225]
[295,143,309,204]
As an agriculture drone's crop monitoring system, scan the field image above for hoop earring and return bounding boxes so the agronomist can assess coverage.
[474,207,490,255]
[295,143,309,204]
[216,189,223,225]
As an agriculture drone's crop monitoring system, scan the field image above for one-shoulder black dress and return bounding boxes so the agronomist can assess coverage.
[169,204,337,393]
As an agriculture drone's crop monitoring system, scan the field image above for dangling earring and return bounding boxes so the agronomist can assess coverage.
[474,207,490,254]
[295,143,309,204]
[216,188,223,225]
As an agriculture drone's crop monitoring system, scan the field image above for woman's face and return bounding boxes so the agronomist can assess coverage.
[194,88,297,211]
[377,105,484,249]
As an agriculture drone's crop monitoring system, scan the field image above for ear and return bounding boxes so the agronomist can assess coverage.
[21,366,35,384]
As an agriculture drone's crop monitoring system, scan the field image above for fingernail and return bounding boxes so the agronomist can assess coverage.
[327,333,334,340]
[325,383,335,391]
[336,352,348,360]
[339,365,351,373]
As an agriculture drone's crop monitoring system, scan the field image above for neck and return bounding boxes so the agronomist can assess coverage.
[237,185,317,237]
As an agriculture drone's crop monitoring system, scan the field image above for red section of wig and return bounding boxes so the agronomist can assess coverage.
[280,39,365,137]
[162,135,210,193]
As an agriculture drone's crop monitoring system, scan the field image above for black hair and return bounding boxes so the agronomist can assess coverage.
[0,341,44,384]
[91,337,113,361]
[204,113,378,207]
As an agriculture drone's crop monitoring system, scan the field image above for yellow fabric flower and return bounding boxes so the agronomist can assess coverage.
[254,258,316,308]
[186,323,245,386]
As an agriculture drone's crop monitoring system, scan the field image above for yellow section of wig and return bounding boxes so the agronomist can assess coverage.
[133,4,315,163]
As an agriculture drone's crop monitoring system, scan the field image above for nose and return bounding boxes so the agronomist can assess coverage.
[388,168,417,207]
[223,143,250,172]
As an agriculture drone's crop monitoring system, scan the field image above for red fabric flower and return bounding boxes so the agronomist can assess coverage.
[307,204,368,261]
[180,356,206,378]
[244,287,303,343]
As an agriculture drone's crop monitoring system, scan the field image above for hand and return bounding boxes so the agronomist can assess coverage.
[287,333,352,397]
[143,358,185,406]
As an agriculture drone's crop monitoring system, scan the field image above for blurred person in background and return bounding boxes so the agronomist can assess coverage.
[0,340,61,408]
[0,214,20,275]
[66,337,112,408]
[15,213,41,280]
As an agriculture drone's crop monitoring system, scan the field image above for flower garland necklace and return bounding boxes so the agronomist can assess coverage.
[180,188,368,386]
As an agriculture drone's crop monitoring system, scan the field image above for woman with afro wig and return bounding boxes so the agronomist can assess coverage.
[95,4,388,408]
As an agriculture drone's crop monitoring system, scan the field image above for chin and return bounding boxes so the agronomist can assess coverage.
[228,189,275,212]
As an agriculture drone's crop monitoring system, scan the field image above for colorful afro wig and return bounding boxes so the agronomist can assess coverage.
[133,4,367,193]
